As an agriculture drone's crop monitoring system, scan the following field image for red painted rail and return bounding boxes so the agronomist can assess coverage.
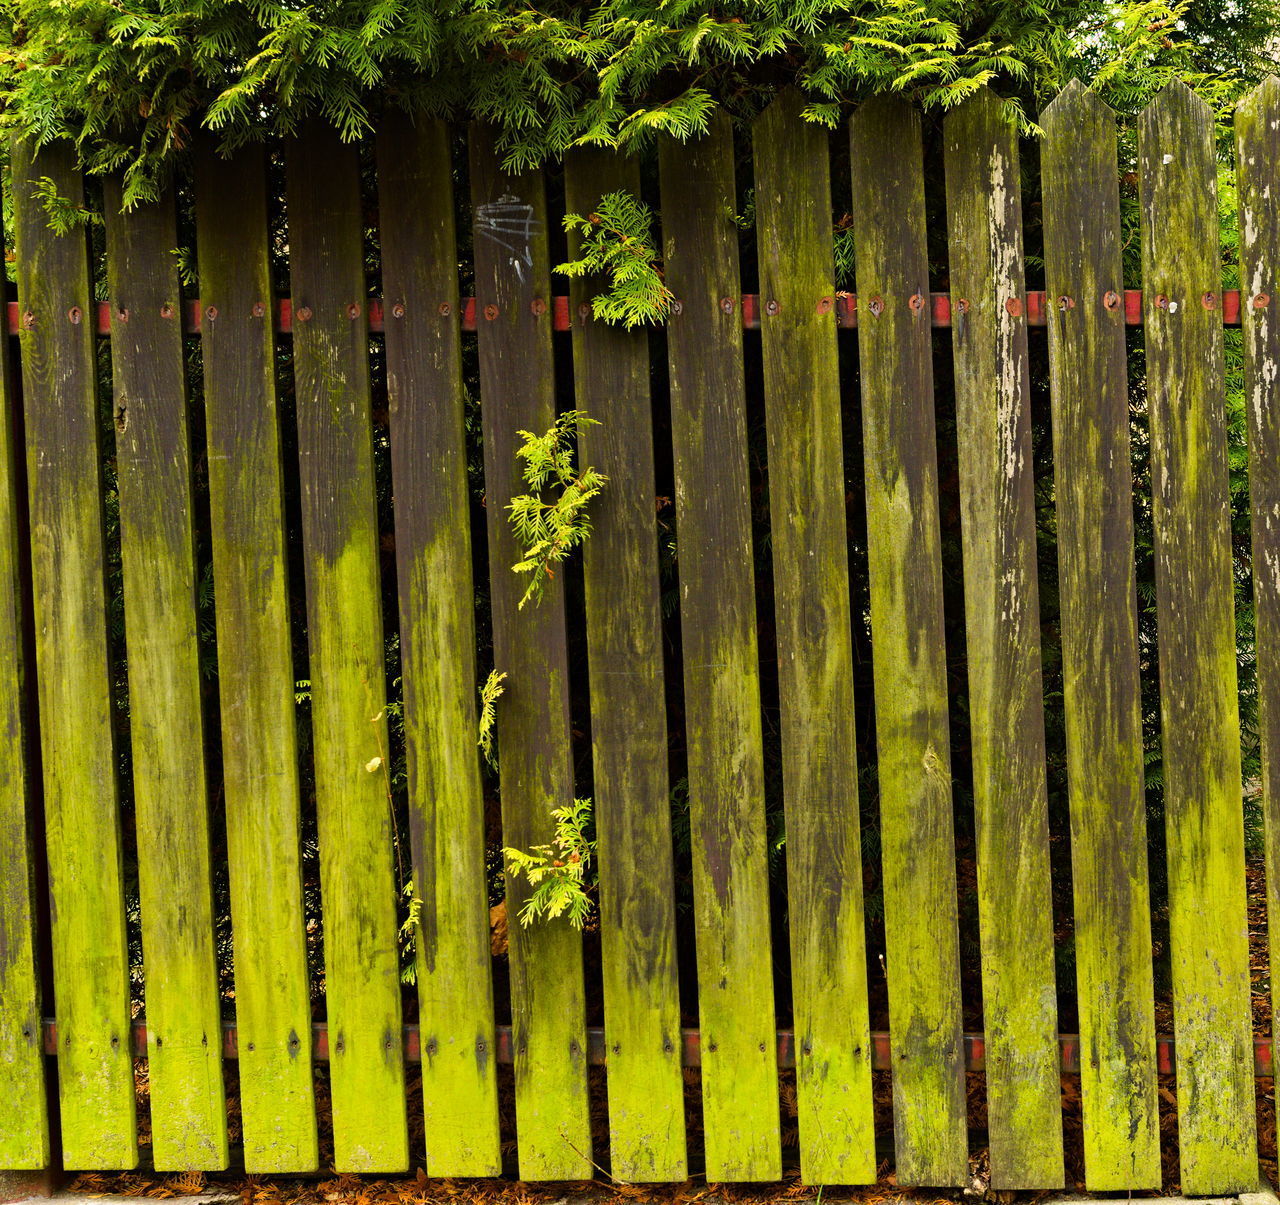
[6,289,1251,336]
[40,1020,1276,1076]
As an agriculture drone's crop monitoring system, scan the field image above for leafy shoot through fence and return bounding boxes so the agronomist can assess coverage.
[508,410,607,609]
[503,797,596,929]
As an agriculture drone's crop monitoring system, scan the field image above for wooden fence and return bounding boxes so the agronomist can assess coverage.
[0,76,1278,1193]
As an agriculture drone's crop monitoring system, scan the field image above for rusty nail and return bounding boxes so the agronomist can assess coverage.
[483,304,499,321]
[817,296,833,314]
[765,299,780,316]
[578,302,591,319]
[1005,297,1024,317]
[205,305,218,322]
[719,297,735,315]
[671,299,684,316]
[1103,290,1121,310]
[867,296,884,317]
[1155,294,1169,309]
[531,298,546,316]
[347,302,361,320]
[1254,292,1272,309]
[21,310,34,331]
[159,303,174,319]
[67,306,82,325]
[116,306,129,324]
[296,306,313,322]
[252,302,266,318]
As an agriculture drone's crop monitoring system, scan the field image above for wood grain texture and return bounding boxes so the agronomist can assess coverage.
[286,124,408,1173]
[10,137,138,1169]
[564,147,687,1184]
[1039,80,1160,1191]
[196,141,318,1174]
[1238,72,1280,1105]
[847,97,967,1187]
[658,112,781,1183]
[376,113,501,1177]
[0,156,48,1170]
[1138,81,1256,1194]
[103,180,228,1170]
[469,122,593,1182]
[752,91,875,1186]
[941,89,1063,1191]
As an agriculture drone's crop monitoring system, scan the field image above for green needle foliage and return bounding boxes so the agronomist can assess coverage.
[2,2,1276,207]
[502,797,596,929]
[558,190,673,327]
[508,409,607,611]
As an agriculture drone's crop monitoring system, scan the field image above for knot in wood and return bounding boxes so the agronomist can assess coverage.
[1254,292,1272,309]
[67,306,82,325]
[671,299,684,316]
[252,302,266,318]
[1201,291,1218,310]
[719,296,735,315]
[483,303,499,321]
[530,297,546,316]
[816,296,833,315]
[21,309,34,331]
[346,302,361,320]
[296,305,313,322]
[115,306,129,323]
[205,305,218,323]
[159,303,174,319]
[1154,293,1169,310]
[1057,295,1076,311]
[1005,297,1024,317]
[764,298,780,316]
[1103,290,1121,311]
[577,302,591,320]
[866,296,884,317]
[908,293,926,312]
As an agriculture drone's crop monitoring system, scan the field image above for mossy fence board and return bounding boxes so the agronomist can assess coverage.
[0,81,1276,1193]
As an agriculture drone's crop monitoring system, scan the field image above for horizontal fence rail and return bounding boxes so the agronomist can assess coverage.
[1,77,1279,1194]
[5,290,1253,335]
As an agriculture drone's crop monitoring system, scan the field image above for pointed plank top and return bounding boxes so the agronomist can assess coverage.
[1041,77,1116,129]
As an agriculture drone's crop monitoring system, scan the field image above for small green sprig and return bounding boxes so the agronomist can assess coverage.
[503,797,596,929]
[556,191,673,328]
[508,410,607,610]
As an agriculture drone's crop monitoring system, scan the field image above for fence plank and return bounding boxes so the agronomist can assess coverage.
[1138,80,1257,1194]
[1238,72,1280,1104]
[563,148,688,1183]
[10,137,138,1169]
[469,122,593,1182]
[658,112,782,1183]
[0,165,48,1170]
[102,181,228,1170]
[194,141,319,1173]
[286,124,408,1173]
[752,91,875,1186]
[1039,80,1160,1190]
[847,98,967,1186]
[941,89,1063,1190]
[376,113,502,1177]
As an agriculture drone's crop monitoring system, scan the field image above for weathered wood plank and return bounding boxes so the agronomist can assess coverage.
[847,97,967,1187]
[751,91,875,1186]
[469,122,593,1182]
[286,124,408,1173]
[658,112,781,1183]
[1039,80,1160,1191]
[0,158,49,1170]
[1238,72,1280,1108]
[195,140,318,1173]
[564,147,687,1183]
[103,180,228,1170]
[10,137,137,1169]
[941,89,1063,1191]
[376,113,501,1177]
[1138,80,1256,1194]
